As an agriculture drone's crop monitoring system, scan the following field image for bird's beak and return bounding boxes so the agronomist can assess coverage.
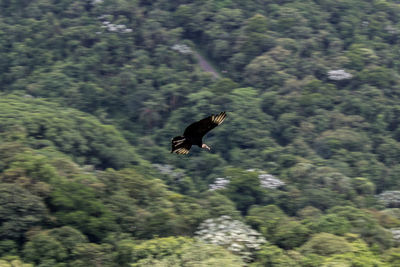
[202,144,211,150]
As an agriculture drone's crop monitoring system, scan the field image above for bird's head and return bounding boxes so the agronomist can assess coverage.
[201,143,211,150]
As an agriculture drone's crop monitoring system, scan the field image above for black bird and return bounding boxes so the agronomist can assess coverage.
[171,112,227,154]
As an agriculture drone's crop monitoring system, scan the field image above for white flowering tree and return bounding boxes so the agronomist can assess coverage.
[97,14,133,34]
[209,177,230,191]
[195,215,266,262]
[378,191,400,208]
[171,44,193,54]
[247,169,285,189]
[327,69,353,80]
[258,174,285,189]
[152,164,184,179]
[209,170,285,191]
[390,228,400,243]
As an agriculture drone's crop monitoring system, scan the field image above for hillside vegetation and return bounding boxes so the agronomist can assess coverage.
[1,0,400,266]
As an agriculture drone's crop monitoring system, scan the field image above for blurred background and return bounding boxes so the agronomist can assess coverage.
[1,0,400,266]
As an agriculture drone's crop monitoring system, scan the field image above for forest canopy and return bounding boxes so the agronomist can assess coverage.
[1,0,400,265]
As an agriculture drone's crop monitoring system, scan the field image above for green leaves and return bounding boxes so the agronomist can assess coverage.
[23,232,68,266]
[247,205,310,249]
[131,237,244,267]
[223,168,266,213]
[2,0,400,266]
[0,95,139,169]
[50,180,117,241]
[0,183,46,240]
[298,233,352,256]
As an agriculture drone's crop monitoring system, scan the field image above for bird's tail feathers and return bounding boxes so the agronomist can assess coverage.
[172,136,186,144]
[171,136,186,153]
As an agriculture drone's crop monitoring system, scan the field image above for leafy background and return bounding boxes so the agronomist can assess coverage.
[1,0,400,266]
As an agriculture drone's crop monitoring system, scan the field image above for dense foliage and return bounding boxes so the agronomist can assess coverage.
[1,0,400,265]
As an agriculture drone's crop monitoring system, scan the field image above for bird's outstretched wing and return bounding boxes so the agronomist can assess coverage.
[171,136,192,154]
[183,111,227,139]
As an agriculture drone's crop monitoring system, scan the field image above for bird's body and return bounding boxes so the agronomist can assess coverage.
[171,112,227,154]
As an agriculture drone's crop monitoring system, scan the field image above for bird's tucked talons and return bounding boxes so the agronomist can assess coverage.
[202,144,211,150]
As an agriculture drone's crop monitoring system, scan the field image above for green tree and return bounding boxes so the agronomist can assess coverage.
[251,243,297,267]
[0,183,46,240]
[50,180,116,241]
[223,168,266,213]
[23,232,68,267]
[70,243,114,267]
[310,214,351,236]
[247,205,310,249]
[299,233,352,256]
[132,238,244,267]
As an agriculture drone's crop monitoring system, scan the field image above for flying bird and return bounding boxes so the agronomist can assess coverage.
[171,112,227,154]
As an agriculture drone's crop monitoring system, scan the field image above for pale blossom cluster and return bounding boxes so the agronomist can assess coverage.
[209,170,285,191]
[97,15,132,34]
[152,164,184,179]
[171,44,193,54]
[259,173,285,189]
[390,228,400,243]
[378,191,400,207]
[385,25,398,34]
[247,169,285,189]
[101,21,132,33]
[209,177,230,191]
[327,69,353,80]
[195,215,266,262]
